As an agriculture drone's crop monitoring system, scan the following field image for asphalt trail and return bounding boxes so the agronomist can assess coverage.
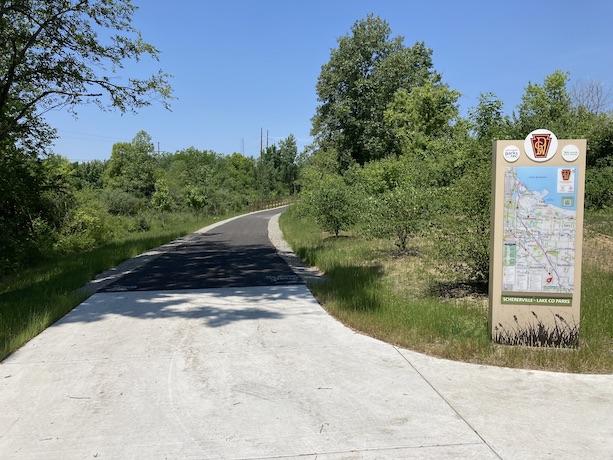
[101,208,302,292]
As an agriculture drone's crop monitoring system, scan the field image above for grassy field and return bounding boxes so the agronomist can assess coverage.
[279,207,613,373]
[0,213,238,360]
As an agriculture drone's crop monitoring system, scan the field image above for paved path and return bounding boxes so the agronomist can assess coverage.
[1,208,612,459]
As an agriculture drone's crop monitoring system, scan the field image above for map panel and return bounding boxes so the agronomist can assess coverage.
[502,166,577,294]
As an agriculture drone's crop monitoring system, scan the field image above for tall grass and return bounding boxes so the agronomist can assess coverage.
[279,206,613,373]
[0,212,237,360]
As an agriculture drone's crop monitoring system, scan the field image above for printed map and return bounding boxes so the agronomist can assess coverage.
[502,166,577,294]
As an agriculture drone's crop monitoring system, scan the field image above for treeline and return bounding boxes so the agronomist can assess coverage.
[0,131,300,276]
[297,15,613,283]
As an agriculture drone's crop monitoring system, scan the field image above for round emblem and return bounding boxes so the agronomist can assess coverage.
[561,144,580,162]
[524,129,558,162]
[503,145,521,163]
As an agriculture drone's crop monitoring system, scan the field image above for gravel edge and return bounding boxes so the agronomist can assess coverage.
[268,212,325,284]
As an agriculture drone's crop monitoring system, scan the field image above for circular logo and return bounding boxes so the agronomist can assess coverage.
[562,144,580,162]
[524,129,558,162]
[503,145,521,163]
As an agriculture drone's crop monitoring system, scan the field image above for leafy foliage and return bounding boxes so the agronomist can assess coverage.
[360,184,427,252]
[586,166,613,209]
[311,14,440,167]
[0,0,172,153]
[0,127,302,277]
[306,176,360,237]
[304,18,613,282]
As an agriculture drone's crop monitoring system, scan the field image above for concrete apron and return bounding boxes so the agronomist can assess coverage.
[1,211,612,459]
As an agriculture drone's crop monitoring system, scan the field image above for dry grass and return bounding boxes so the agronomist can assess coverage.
[583,230,613,274]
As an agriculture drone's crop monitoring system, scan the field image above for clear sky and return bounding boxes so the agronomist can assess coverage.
[43,0,613,162]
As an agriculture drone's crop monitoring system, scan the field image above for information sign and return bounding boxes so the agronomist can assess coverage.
[489,130,586,347]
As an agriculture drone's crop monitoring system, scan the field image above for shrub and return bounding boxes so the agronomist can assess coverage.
[55,205,115,252]
[585,166,613,210]
[432,166,492,282]
[101,188,142,215]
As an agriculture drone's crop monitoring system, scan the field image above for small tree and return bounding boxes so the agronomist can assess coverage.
[433,165,492,282]
[307,176,358,237]
[362,185,426,252]
[152,178,172,226]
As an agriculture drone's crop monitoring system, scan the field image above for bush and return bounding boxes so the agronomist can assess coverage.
[55,205,115,252]
[586,166,613,210]
[101,188,142,215]
[432,166,492,282]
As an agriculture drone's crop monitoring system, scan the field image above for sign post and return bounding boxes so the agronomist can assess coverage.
[489,130,586,347]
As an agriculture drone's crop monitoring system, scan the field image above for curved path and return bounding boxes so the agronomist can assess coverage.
[1,208,612,459]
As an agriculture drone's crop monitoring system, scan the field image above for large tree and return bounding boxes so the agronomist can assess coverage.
[0,0,172,153]
[311,14,439,168]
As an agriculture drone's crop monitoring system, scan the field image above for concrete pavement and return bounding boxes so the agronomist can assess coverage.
[1,208,612,459]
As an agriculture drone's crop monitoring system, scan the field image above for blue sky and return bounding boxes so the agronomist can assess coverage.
[44,0,613,162]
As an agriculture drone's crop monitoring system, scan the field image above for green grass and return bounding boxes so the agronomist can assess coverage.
[279,207,613,373]
[0,212,238,360]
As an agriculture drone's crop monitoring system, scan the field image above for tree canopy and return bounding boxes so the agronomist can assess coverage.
[311,14,440,168]
[0,0,173,153]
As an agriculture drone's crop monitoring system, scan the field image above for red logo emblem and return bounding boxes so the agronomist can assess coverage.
[531,133,552,158]
[561,169,572,181]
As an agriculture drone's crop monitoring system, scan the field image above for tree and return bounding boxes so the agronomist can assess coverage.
[72,159,106,189]
[384,81,461,154]
[469,92,508,145]
[0,151,75,273]
[570,78,613,114]
[0,0,172,152]
[307,176,359,237]
[361,184,426,252]
[104,130,156,197]
[152,178,171,226]
[512,70,573,138]
[278,134,298,194]
[311,14,440,168]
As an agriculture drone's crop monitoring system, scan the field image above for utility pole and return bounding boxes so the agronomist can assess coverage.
[260,128,263,157]
[266,130,269,151]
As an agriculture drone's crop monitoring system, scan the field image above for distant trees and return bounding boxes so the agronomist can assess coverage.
[256,134,299,196]
[104,131,157,198]
[0,126,302,277]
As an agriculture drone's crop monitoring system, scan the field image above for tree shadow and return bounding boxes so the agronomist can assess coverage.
[99,231,303,292]
[429,279,488,301]
[58,286,320,328]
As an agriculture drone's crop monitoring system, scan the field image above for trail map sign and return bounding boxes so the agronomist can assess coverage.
[489,130,586,347]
